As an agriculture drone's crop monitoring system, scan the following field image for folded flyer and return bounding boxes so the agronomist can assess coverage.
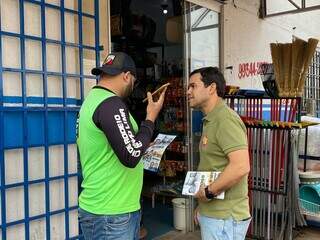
[182,171,225,199]
[142,134,176,172]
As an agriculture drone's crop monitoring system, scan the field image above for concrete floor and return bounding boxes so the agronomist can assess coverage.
[154,227,320,240]
[294,227,320,240]
[154,230,201,240]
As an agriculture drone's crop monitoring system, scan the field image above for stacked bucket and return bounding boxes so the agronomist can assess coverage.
[299,172,320,226]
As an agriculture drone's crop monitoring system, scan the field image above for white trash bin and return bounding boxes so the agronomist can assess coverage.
[172,198,189,230]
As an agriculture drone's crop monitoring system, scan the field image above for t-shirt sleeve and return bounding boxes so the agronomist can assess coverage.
[215,116,248,155]
[92,96,154,168]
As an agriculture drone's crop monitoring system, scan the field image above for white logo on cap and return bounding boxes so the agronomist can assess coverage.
[104,54,116,65]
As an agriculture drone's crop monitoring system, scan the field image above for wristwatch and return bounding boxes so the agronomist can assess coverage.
[204,186,215,200]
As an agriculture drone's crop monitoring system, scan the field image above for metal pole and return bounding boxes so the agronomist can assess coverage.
[303,127,309,172]
[264,128,268,239]
[252,127,258,236]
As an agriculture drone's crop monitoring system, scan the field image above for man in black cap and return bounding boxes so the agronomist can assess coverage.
[77,52,167,240]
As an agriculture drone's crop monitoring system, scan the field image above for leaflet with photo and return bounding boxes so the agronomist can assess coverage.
[142,134,176,172]
[182,171,225,199]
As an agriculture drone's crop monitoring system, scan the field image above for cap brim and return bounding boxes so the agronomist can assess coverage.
[91,66,123,76]
[91,67,102,76]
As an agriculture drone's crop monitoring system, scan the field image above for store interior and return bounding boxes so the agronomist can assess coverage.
[110,1,320,239]
[110,0,186,238]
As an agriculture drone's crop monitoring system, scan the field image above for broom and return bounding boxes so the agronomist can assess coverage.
[290,38,302,96]
[291,38,307,97]
[270,43,283,97]
[282,43,292,97]
[296,38,319,96]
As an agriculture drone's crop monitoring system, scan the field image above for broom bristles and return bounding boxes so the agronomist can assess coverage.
[297,38,319,96]
[282,43,292,97]
[291,38,307,96]
[270,43,283,96]
[290,38,301,96]
[270,38,318,98]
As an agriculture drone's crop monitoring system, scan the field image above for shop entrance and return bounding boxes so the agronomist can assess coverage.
[184,0,221,233]
[109,0,220,238]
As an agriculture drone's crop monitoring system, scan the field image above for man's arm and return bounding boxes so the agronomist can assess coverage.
[208,149,250,195]
[93,96,154,168]
[195,115,250,201]
[209,115,250,195]
[195,149,250,202]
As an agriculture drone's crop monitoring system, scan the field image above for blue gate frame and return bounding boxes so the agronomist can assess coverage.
[0,0,100,239]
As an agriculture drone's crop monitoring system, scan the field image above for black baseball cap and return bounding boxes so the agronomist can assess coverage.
[91,52,136,77]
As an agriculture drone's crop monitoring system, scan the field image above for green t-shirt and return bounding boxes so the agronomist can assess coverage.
[77,88,143,214]
[198,100,250,221]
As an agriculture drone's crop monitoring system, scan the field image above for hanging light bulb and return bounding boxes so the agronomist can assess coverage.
[161,4,168,15]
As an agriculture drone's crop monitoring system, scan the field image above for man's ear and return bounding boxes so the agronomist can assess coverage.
[209,82,217,95]
[123,72,131,83]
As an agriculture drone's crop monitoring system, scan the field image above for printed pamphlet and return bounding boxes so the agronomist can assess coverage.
[142,134,176,172]
[182,171,225,199]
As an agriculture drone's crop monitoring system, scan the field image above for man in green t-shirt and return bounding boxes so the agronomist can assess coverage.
[77,52,167,240]
[187,67,251,240]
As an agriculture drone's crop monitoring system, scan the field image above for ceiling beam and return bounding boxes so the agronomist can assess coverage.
[288,0,300,9]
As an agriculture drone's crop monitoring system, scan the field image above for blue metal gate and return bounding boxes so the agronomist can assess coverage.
[0,0,100,239]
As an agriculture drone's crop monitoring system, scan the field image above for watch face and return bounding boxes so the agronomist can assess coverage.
[205,187,214,199]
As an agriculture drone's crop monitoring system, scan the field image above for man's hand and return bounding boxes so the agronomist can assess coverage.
[146,87,167,122]
[194,186,210,202]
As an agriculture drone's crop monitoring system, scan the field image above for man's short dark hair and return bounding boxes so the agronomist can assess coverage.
[189,67,226,97]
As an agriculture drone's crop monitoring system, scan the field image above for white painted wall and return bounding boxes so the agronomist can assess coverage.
[221,0,320,89]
